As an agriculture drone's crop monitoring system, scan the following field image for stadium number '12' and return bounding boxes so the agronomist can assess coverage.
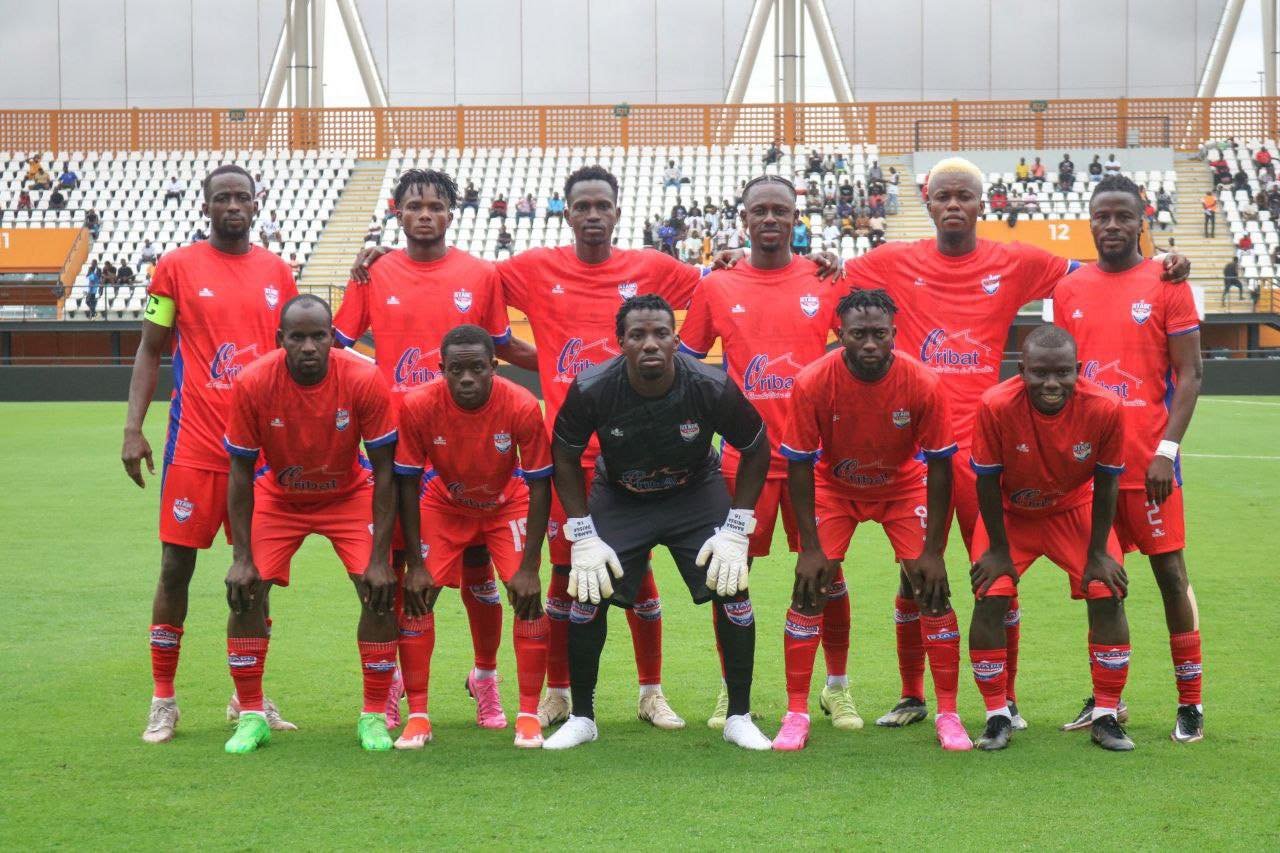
[1048,224,1070,240]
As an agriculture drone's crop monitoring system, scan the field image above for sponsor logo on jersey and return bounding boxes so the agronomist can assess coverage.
[453,288,473,312]
[276,465,339,492]
[1081,359,1144,402]
[1130,299,1152,325]
[1009,488,1062,509]
[972,660,1005,681]
[742,352,803,399]
[799,294,820,317]
[208,342,261,388]
[617,281,638,300]
[445,480,503,510]
[392,346,442,390]
[228,654,259,668]
[264,286,279,308]
[981,274,1001,295]
[172,497,195,523]
[724,600,755,627]
[493,432,512,453]
[918,328,992,372]
[831,458,892,488]
[678,420,700,442]
[335,408,350,431]
[618,466,690,494]
[892,408,911,428]
[610,427,624,437]
[1092,648,1131,670]
[554,337,619,382]
[1073,441,1092,461]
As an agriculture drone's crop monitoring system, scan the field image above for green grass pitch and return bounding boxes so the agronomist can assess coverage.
[3,398,1279,849]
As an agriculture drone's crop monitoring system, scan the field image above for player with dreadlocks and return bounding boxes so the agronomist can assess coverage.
[332,168,539,748]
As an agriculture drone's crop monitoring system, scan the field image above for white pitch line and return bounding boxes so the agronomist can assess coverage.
[1198,398,1280,407]
[1182,453,1280,461]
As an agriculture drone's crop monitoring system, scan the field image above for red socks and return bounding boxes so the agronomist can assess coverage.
[359,640,398,714]
[625,570,663,686]
[227,636,268,712]
[1170,630,1203,706]
[460,564,503,672]
[969,647,1008,713]
[1090,642,1131,711]
[1004,599,1021,702]
[784,609,823,713]
[398,612,435,715]
[150,623,183,699]
[921,611,961,714]
[893,596,926,700]
[544,570,572,689]
[513,616,549,715]
[821,570,850,680]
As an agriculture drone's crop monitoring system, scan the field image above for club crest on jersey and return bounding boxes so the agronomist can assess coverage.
[679,420,701,442]
[335,408,350,431]
[453,288,473,312]
[799,294,820,317]
[1073,441,1093,462]
[981,274,1001,295]
[264,286,280,308]
[1130,299,1152,325]
[617,281,638,300]
[892,408,911,428]
[172,497,195,523]
[493,432,512,453]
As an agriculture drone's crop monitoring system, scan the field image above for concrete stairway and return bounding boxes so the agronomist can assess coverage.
[879,157,934,242]
[1166,156,1242,312]
[299,159,387,302]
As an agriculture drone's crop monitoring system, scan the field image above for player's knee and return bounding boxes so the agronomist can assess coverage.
[461,544,491,569]
[1150,552,1188,597]
[826,574,848,600]
[972,596,1010,630]
[398,610,434,635]
[788,596,824,616]
[1086,598,1127,643]
[157,545,197,591]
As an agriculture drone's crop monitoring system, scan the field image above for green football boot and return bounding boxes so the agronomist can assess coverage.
[225,712,271,754]
[358,712,393,752]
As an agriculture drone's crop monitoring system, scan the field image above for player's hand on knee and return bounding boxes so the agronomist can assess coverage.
[506,561,544,619]
[909,550,950,614]
[225,559,263,615]
[402,561,436,618]
[791,547,829,610]
[1145,456,1175,505]
[697,509,755,597]
[1082,551,1128,600]
[121,429,155,488]
[970,548,1017,597]
[362,559,398,615]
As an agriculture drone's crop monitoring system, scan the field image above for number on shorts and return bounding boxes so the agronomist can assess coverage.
[914,505,928,529]
[1145,500,1163,527]
[508,518,527,553]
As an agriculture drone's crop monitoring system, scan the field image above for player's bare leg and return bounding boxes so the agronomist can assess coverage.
[902,558,970,751]
[1150,550,1203,743]
[461,545,507,729]
[395,586,441,749]
[875,569,928,728]
[143,544,195,743]
[353,574,399,752]
[969,596,1013,751]
[224,579,272,754]
[1086,597,1134,751]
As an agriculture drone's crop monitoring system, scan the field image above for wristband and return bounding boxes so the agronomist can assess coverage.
[723,508,757,537]
[565,516,597,543]
[1155,440,1179,461]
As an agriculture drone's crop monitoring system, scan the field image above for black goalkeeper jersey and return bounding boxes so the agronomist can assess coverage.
[553,352,765,500]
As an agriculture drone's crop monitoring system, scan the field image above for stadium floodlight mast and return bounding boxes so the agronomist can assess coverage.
[259,0,388,110]
[724,0,853,105]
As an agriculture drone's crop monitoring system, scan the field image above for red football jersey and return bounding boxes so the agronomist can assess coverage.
[224,348,397,503]
[1054,259,1199,490]
[847,238,1071,447]
[970,375,1126,517]
[147,241,298,473]
[781,349,957,501]
[497,246,702,459]
[332,248,511,411]
[394,376,552,517]
[679,258,841,479]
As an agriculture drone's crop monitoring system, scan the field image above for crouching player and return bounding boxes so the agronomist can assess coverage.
[393,325,552,749]
[221,295,400,753]
[779,289,964,751]
[968,325,1134,752]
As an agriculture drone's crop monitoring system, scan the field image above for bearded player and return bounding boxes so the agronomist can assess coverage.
[679,174,856,730]
[222,295,399,753]
[779,290,966,751]
[967,325,1134,752]
[844,156,1189,729]
[1055,174,1204,743]
[334,168,537,731]
[393,325,552,749]
[122,164,299,743]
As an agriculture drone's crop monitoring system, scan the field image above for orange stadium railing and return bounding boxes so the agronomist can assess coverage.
[1,98,1277,156]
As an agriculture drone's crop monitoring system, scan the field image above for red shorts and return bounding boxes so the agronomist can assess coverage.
[159,463,230,549]
[422,502,529,588]
[252,487,374,586]
[815,483,929,562]
[1114,488,1186,555]
[970,502,1124,600]
[549,468,595,565]
[949,448,978,550]
[725,475,798,558]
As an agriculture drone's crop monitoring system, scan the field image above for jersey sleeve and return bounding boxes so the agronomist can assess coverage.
[1095,400,1127,475]
[358,371,398,449]
[715,376,766,453]
[332,279,370,348]
[843,246,890,290]
[482,264,513,345]
[655,250,702,309]
[278,263,300,301]
[144,256,178,327]
[969,397,1004,474]
[1016,243,1074,301]
[1163,281,1201,337]
[515,395,553,479]
[552,380,596,450]
[222,378,261,459]
[916,377,958,460]
[677,284,716,358]
[393,397,428,475]
[779,375,821,463]
[495,253,530,312]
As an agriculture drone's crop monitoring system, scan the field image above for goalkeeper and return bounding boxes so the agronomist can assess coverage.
[543,295,773,751]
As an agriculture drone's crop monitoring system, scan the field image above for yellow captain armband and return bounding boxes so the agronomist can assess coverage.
[144,294,175,327]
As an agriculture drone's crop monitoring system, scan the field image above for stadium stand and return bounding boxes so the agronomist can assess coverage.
[1208,138,1280,305]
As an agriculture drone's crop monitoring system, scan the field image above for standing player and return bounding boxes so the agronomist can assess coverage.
[393,325,552,749]
[334,168,537,730]
[221,295,399,753]
[679,174,856,730]
[122,165,298,743]
[1055,175,1205,743]
[543,295,773,751]
[967,325,1134,752]
[779,290,966,751]
[844,157,1189,729]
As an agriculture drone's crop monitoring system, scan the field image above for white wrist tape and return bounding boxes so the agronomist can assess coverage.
[566,516,597,542]
[724,508,757,537]
[1155,440,1179,461]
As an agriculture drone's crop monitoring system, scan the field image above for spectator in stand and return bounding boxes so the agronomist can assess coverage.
[1088,155,1104,182]
[49,188,66,210]
[806,183,824,216]
[868,189,886,218]
[822,220,840,247]
[822,152,836,175]
[885,176,900,214]
[253,173,268,203]
[1155,188,1176,229]
[1057,153,1075,190]
[488,193,508,220]
[116,258,136,285]
[764,139,782,166]
[1268,187,1280,220]
[164,176,184,205]
[663,160,682,189]
[364,216,383,244]
[16,190,32,210]
[868,160,883,185]
[289,252,303,280]
[460,181,480,212]
[1202,191,1217,238]
[1255,146,1273,172]
[1222,257,1243,305]
[137,239,160,267]
[854,207,871,238]
[1104,154,1123,176]
[1031,156,1046,184]
[515,193,536,221]
[792,212,811,256]
[189,224,207,242]
[834,152,848,175]
[671,199,687,222]
[58,163,79,190]
[85,261,103,318]
[868,212,886,247]
[1240,195,1259,222]
[822,200,837,223]
[704,200,721,233]
[546,191,565,222]
[1237,233,1254,258]
[646,215,662,248]
[822,180,838,204]
[259,211,283,247]
[990,181,1009,218]
[1213,158,1233,186]
[1021,187,1039,213]
[140,258,157,282]
[807,149,824,174]
[688,199,703,220]
[101,260,117,288]
[713,221,733,252]
[382,196,398,224]
[658,219,677,255]
[83,207,100,238]
[495,224,514,257]
[836,197,853,220]
[1233,167,1251,192]
[1015,157,1029,184]
[838,178,854,205]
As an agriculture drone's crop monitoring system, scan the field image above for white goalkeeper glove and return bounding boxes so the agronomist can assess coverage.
[697,509,756,597]
[566,516,623,604]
